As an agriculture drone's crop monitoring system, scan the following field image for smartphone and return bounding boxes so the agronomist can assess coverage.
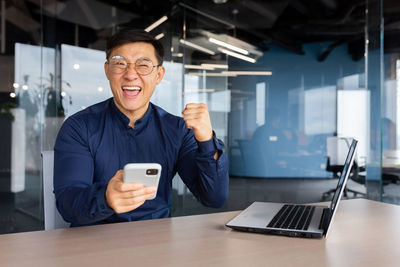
[123,163,162,200]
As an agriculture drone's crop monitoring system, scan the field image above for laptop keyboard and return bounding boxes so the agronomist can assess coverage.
[267,205,315,230]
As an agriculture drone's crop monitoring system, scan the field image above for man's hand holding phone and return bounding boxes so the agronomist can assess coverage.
[105,170,157,214]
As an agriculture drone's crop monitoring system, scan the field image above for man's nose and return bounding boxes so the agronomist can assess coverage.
[124,63,139,78]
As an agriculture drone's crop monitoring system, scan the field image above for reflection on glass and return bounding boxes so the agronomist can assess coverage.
[256,82,266,126]
[184,74,206,104]
[61,44,112,118]
[12,43,57,225]
[337,90,369,166]
[151,61,183,116]
[229,43,365,178]
[304,86,336,135]
[381,46,400,203]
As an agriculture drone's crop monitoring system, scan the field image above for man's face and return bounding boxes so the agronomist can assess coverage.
[104,42,165,118]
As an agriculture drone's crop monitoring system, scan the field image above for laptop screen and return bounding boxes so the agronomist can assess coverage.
[325,139,358,235]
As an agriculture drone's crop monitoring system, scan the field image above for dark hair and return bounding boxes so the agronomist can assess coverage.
[106,28,164,65]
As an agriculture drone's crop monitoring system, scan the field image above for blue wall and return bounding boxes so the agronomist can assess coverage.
[229,42,364,178]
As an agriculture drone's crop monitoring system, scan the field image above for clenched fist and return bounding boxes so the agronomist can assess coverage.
[182,103,213,142]
[182,103,219,160]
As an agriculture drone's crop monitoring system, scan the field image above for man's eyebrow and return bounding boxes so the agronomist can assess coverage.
[111,55,153,62]
[137,57,152,61]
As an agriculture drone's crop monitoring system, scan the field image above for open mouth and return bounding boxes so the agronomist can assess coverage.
[122,86,142,98]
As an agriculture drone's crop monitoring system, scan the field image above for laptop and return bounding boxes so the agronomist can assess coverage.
[226,139,358,238]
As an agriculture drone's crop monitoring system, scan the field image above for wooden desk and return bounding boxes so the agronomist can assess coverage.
[1,199,400,266]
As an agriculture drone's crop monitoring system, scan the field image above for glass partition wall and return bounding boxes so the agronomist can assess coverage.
[381,0,400,204]
[170,5,231,216]
[0,0,398,234]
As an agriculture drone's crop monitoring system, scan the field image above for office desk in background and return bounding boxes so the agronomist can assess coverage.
[1,199,400,267]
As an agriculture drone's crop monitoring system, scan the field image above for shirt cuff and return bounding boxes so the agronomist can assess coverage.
[197,131,218,155]
[96,184,114,215]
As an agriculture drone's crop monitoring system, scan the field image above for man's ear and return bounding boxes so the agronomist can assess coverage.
[155,66,165,84]
[104,62,110,80]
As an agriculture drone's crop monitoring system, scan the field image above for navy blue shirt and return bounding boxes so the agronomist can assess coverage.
[54,98,229,226]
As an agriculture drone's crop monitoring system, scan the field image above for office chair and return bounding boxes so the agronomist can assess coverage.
[381,150,400,194]
[41,151,70,230]
[322,137,366,200]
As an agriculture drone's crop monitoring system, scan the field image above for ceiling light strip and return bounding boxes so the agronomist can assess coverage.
[218,47,256,63]
[187,71,272,76]
[185,89,216,93]
[180,39,216,55]
[145,16,168,32]
[200,63,228,69]
[209,37,249,55]
[172,53,183,57]
[222,71,272,76]
[187,72,237,77]
[155,33,165,40]
[185,64,215,70]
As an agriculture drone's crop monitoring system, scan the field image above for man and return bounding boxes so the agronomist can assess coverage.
[54,29,229,226]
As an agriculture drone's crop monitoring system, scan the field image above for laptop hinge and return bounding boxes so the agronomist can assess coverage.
[319,208,331,234]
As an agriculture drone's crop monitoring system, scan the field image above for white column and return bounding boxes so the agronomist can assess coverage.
[11,108,26,193]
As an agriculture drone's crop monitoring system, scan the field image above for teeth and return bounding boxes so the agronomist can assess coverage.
[123,86,141,91]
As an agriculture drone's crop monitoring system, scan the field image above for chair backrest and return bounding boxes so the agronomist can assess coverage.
[42,151,70,230]
[382,149,400,168]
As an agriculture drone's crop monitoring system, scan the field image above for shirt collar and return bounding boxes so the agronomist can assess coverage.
[110,98,153,131]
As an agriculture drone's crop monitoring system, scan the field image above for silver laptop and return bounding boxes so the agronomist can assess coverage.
[226,139,358,238]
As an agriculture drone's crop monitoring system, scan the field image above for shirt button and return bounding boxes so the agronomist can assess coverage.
[101,204,105,209]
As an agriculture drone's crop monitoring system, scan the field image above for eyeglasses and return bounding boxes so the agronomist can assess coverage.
[107,55,161,75]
